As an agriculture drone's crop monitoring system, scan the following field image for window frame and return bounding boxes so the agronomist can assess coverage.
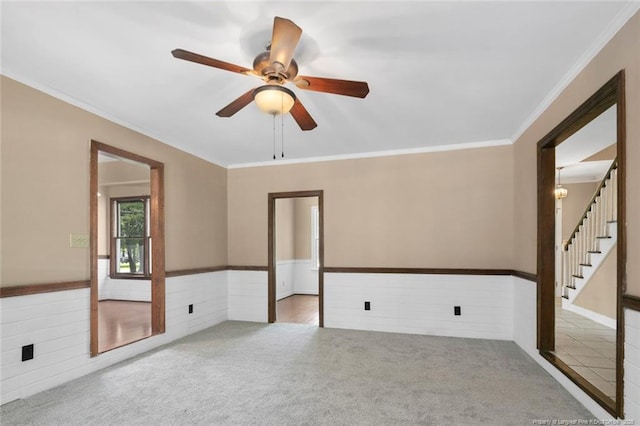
[311,205,320,270]
[109,195,151,279]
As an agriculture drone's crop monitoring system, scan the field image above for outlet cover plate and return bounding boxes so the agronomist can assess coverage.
[22,344,34,361]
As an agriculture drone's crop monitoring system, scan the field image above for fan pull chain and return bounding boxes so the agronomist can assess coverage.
[281,95,285,158]
[272,114,276,160]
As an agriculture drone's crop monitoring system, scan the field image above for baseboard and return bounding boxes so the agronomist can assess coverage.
[562,302,616,329]
[276,291,295,301]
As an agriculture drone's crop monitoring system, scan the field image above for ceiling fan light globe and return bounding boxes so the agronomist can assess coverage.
[253,85,296,115]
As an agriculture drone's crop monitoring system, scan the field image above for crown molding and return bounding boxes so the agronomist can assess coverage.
[510,2,640,144]
[226,139,512,169]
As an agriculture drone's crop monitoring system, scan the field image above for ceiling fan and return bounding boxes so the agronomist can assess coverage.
[172,16,369,131]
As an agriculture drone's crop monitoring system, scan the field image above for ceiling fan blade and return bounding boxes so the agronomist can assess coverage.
[269,17,302,72]
[216,88,257,117]
[290,98,317,131]
[172,49,254,76]
[295,76,369,98]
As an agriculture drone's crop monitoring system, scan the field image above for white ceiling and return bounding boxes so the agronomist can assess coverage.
[560,160,612,184]
[556,104,616,183]
[556,105,617,169]
[2,1,638,167]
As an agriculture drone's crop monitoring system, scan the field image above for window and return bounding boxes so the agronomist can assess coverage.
[311,206,319,269]
[111,196,150,277]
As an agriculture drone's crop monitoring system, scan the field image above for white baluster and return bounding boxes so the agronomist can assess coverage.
[591,205,597,251]
[607,176,613,223]
[599,191,605,237]
[564,249,569,298]
[578,224,587,266]
[564,249,568,293]
[585,211,591,256]
[569,238,576,287]
[577,227,581,271]
[612,169,617,221]
[569,244,575,287]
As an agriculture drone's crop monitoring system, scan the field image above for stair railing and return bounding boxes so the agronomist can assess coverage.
[561,159,617,299]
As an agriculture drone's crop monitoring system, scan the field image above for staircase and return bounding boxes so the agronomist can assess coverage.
[561,160,617,305]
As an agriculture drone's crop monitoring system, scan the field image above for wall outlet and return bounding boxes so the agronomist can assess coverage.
[69,233,89,248]
[188,304,193,314]
[22,344,34,361]
[454,306,461,316]
[364,301,371,311]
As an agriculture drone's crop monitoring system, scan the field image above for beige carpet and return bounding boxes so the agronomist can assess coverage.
[1,321,593,425]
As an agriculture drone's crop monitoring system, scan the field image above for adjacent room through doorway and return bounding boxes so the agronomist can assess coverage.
[269,192,323,326]
[276,295,319,325]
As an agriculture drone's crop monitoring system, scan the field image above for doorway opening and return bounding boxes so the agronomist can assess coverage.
[536,72,625,417]
[90,140,165,356]
[268,190,324,327]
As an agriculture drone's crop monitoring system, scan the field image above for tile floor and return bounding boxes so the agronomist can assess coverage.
[553,298,616,400]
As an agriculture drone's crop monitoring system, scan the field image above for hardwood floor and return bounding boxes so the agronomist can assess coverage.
[98,300,152,353]
[97,295,317,352]
[276,295,319,325]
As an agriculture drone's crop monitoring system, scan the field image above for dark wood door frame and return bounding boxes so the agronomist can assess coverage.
[90,140,166,356]
[268,190,324,327]
[536,71,625,417]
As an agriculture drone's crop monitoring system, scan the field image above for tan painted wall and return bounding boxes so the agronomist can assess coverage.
[294,197,318,260]
[561,182,599,242]
[275,198,295,261]
[99,160,149,185]
[0,76,227,286]
[574,248,617,320]
[228,145,514,268]
[513,11,640,296]
[584,144,616,162]
[274,197,318,261]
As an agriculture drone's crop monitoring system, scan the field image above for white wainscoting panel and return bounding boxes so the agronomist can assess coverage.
[625,307,640,421]
[292,259,319,295]
[101,278,152,302]
[0,271,227,405]
[275,261,295,300]
[0,288,90,405]
[274,260,319,299]
[97,258,151,302]
[98,258,109,300]
[511,277,613,420]
[227,270,268,323]
[324,273,513,340]
[165,272,228,337]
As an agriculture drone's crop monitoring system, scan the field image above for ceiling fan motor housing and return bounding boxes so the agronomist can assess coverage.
[253,51,299,82]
